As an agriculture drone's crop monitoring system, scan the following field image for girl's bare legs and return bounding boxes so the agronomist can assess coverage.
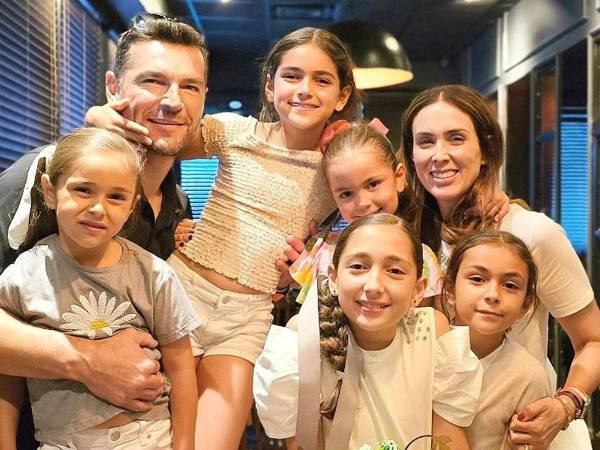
[195,355,254,450]
[286,437,300,450]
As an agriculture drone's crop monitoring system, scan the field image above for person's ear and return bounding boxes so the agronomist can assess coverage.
[130,194,141,214]
[395,163,407,194]
[41,174,56,209]
[265,74,274,103]
[327,264,339,295]
[105,71,119,101]
[520,295,533,318]
[335,85,352,112]
[412,276,426,307]
[442,283,458,324]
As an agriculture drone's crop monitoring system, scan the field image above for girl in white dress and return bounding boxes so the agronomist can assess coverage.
[254,213,482,450]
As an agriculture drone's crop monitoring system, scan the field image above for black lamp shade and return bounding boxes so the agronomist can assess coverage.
[329,20,413,89]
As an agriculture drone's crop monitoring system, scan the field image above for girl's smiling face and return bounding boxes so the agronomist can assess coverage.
[449,243,531,355]
[42,149,138,264]
[329,223,425,350]
[265,43,351,135]
[326,144,406,223]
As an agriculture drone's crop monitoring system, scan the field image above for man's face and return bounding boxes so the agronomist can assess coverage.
[109,40,206,156]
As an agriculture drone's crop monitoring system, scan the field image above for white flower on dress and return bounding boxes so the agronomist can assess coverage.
[60,290,137,339]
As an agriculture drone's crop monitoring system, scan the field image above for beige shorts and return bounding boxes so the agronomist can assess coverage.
[39,418,171,449]
[168,255,274,363]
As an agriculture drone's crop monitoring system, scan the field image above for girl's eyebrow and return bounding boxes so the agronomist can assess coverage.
[345,252,409,264]
[331,175,384,193]
[464,264,526,280]
[279,66,335,78]
[66,179,134,192]
[386,254,410,265]
[463,264,490,273]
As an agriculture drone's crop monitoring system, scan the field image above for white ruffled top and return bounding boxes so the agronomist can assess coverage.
[253,307,482,449]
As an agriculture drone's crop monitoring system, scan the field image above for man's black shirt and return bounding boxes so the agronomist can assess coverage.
[0,146,192,271]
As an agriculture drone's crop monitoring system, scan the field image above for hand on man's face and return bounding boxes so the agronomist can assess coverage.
[108,40,207,157]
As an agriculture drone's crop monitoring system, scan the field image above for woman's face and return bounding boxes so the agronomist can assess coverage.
[411,101,486,217]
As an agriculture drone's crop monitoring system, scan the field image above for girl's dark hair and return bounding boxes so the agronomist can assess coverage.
[22,128,143,251]
[399,84,504,252]
[441,230,540,323]
[323,122,418,225]
[319,213,422,418]
[258,27,360,124]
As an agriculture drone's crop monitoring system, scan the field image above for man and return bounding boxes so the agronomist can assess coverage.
[0,15,208,444]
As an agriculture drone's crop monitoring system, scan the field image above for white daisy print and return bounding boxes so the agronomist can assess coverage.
[60,290,137,339]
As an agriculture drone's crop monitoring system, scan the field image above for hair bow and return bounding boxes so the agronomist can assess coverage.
[318,118,390,154]
[318,120,352,153]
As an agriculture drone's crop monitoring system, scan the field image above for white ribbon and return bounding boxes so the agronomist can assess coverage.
[8,145,56,249]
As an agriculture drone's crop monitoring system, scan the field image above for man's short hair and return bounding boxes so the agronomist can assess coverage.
[114,16,209,81]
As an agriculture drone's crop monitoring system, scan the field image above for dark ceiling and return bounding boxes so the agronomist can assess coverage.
[162,0,519,115]
[170,0,518,60]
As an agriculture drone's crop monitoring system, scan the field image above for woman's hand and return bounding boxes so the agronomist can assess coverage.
[174,219,196,249]
[85,99,152,146]
[509,397,568,449]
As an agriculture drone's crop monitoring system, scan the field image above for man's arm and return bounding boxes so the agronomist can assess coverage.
[0,309,164,411]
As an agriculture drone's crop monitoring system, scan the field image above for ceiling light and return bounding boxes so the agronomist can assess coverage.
[328,21,413,90]
[228,100,242,110]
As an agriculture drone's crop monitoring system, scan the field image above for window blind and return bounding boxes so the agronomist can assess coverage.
[180,158,219,219]
[58,0,105,136]
[0,0,58,169]
[560,108,589,257]
[0,0,107,171]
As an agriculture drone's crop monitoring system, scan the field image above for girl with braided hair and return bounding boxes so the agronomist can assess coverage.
[254,214,482,450]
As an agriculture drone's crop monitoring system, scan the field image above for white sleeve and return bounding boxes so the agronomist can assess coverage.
[433,326,483,427]
[503,208,593,318]
[253,325,299,439]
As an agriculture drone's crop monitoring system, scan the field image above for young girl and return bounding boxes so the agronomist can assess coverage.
[254,213,482,450]
[401,84,599,448]
[86,27,360,449]
[442,231,551,449]
[0,128,199,450]
[289,121,443,305]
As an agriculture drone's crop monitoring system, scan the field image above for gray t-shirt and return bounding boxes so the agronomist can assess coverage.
[0,234,201,441]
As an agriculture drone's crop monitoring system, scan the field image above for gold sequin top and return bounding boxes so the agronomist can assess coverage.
[180,113,337,293]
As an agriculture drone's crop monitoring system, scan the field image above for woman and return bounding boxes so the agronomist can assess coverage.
[400,85,600,450]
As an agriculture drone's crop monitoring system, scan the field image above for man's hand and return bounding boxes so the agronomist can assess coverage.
[71,328,164,411]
